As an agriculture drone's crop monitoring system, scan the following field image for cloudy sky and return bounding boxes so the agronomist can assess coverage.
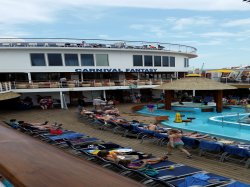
[1,0,250,69]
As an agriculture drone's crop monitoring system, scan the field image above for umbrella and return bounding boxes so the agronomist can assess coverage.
[207,69,235,73]
[0,92,20,101]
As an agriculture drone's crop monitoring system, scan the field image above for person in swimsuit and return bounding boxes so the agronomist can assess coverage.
[167,129,192,158]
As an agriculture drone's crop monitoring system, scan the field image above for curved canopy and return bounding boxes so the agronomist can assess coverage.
[207,69,235,73]
[154,77,237,90]
[185,73,201,77]
[0,92,20,101]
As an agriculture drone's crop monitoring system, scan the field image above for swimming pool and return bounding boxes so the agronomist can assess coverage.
[137,105,250,143]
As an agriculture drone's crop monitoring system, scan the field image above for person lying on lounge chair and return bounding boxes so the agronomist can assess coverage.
[20,121,62,130]
[96,114,115,121]
[97,150,152,162]
[183,132,210,139]
[118,155,168,169]
[80,108,94,116]
[147,122,167,133]
[104,107,120,116]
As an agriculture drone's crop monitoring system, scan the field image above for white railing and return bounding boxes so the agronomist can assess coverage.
[0,82,12,93]
[0,38,197,55]
[12,79,169,90]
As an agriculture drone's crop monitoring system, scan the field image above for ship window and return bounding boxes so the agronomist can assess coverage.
[170,57,175,67]
[64,54,79,66]
[96,54,109,66]
[144,55,153,66]
[81,54,94,66]
[154,56,161,67]
[48,53,63,66]
[162,56,169,67]
[30,53,46,66]
[133,55,143,66]
[184,58,189,67]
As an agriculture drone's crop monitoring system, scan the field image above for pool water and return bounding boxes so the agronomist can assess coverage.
[137,105,250,143]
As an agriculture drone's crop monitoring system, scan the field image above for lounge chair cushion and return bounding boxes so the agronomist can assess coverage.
[224,145,250,158]
[199,140,223,152]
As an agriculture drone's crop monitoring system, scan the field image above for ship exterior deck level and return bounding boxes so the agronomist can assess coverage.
[0,38,197,56]
[1,79,250,94]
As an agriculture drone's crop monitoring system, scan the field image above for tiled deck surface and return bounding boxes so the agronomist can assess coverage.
[0,104,249,184]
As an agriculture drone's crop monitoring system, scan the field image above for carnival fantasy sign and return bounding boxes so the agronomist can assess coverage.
[75,68,157,72]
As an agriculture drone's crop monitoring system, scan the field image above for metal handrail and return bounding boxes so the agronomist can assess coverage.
[0,38,197,55]
[8,78,171,89]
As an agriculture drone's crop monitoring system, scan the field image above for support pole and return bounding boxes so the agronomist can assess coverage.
[216,90,223,113]
[60,91,64,109]
[103,90,106,100]
[81,72,83,82]
[192,90,195,97]
[27,72,32,83]
[164,90,173,110]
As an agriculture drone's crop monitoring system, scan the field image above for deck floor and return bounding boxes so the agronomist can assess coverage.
[0,104,249,184]
[0,123,144,187]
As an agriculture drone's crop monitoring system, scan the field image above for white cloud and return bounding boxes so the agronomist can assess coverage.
[0,1,55,25]
[129,24,145,30]
[0,0,249,26]
[168,17,214,30]
[97,34,110,39]
[223,18,250,27]
[199,30,250,41]
[62,0,250,11]
[129,24,166,38]
[200,32,236,37]
[181,40,223,46]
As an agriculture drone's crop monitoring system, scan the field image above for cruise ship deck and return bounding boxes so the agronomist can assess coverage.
[0,104,249,185]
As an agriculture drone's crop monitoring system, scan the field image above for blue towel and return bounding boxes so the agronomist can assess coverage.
[226,181,250,187]
[50,133,84,141]
[179,173,233,187]
[178,175,210,187]
[192,173,210,180]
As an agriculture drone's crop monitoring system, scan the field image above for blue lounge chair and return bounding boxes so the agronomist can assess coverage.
[153,132,168,146]
[155,164,202,181]
[169,172,231,187]
[135,128,155,144]
[199,140,224,159]
[151,160,176,170]
[182,136,200,149]
[220,145,250,168]
[49,132,85,141]
[220,181,250,187]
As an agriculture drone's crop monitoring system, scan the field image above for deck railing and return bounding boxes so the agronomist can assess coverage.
[12,79,170,89]
[0,82,12,93]
[0,38,197,55]
[3,77,250,91]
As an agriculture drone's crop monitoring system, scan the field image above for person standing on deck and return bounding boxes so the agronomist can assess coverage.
[166,129,192,158]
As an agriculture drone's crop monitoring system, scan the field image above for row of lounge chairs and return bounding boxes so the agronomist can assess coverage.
[2,119,250,187]
[78,109,250,169]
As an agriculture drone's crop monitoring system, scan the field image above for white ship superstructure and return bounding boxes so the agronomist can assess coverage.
[0,38,197,107]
